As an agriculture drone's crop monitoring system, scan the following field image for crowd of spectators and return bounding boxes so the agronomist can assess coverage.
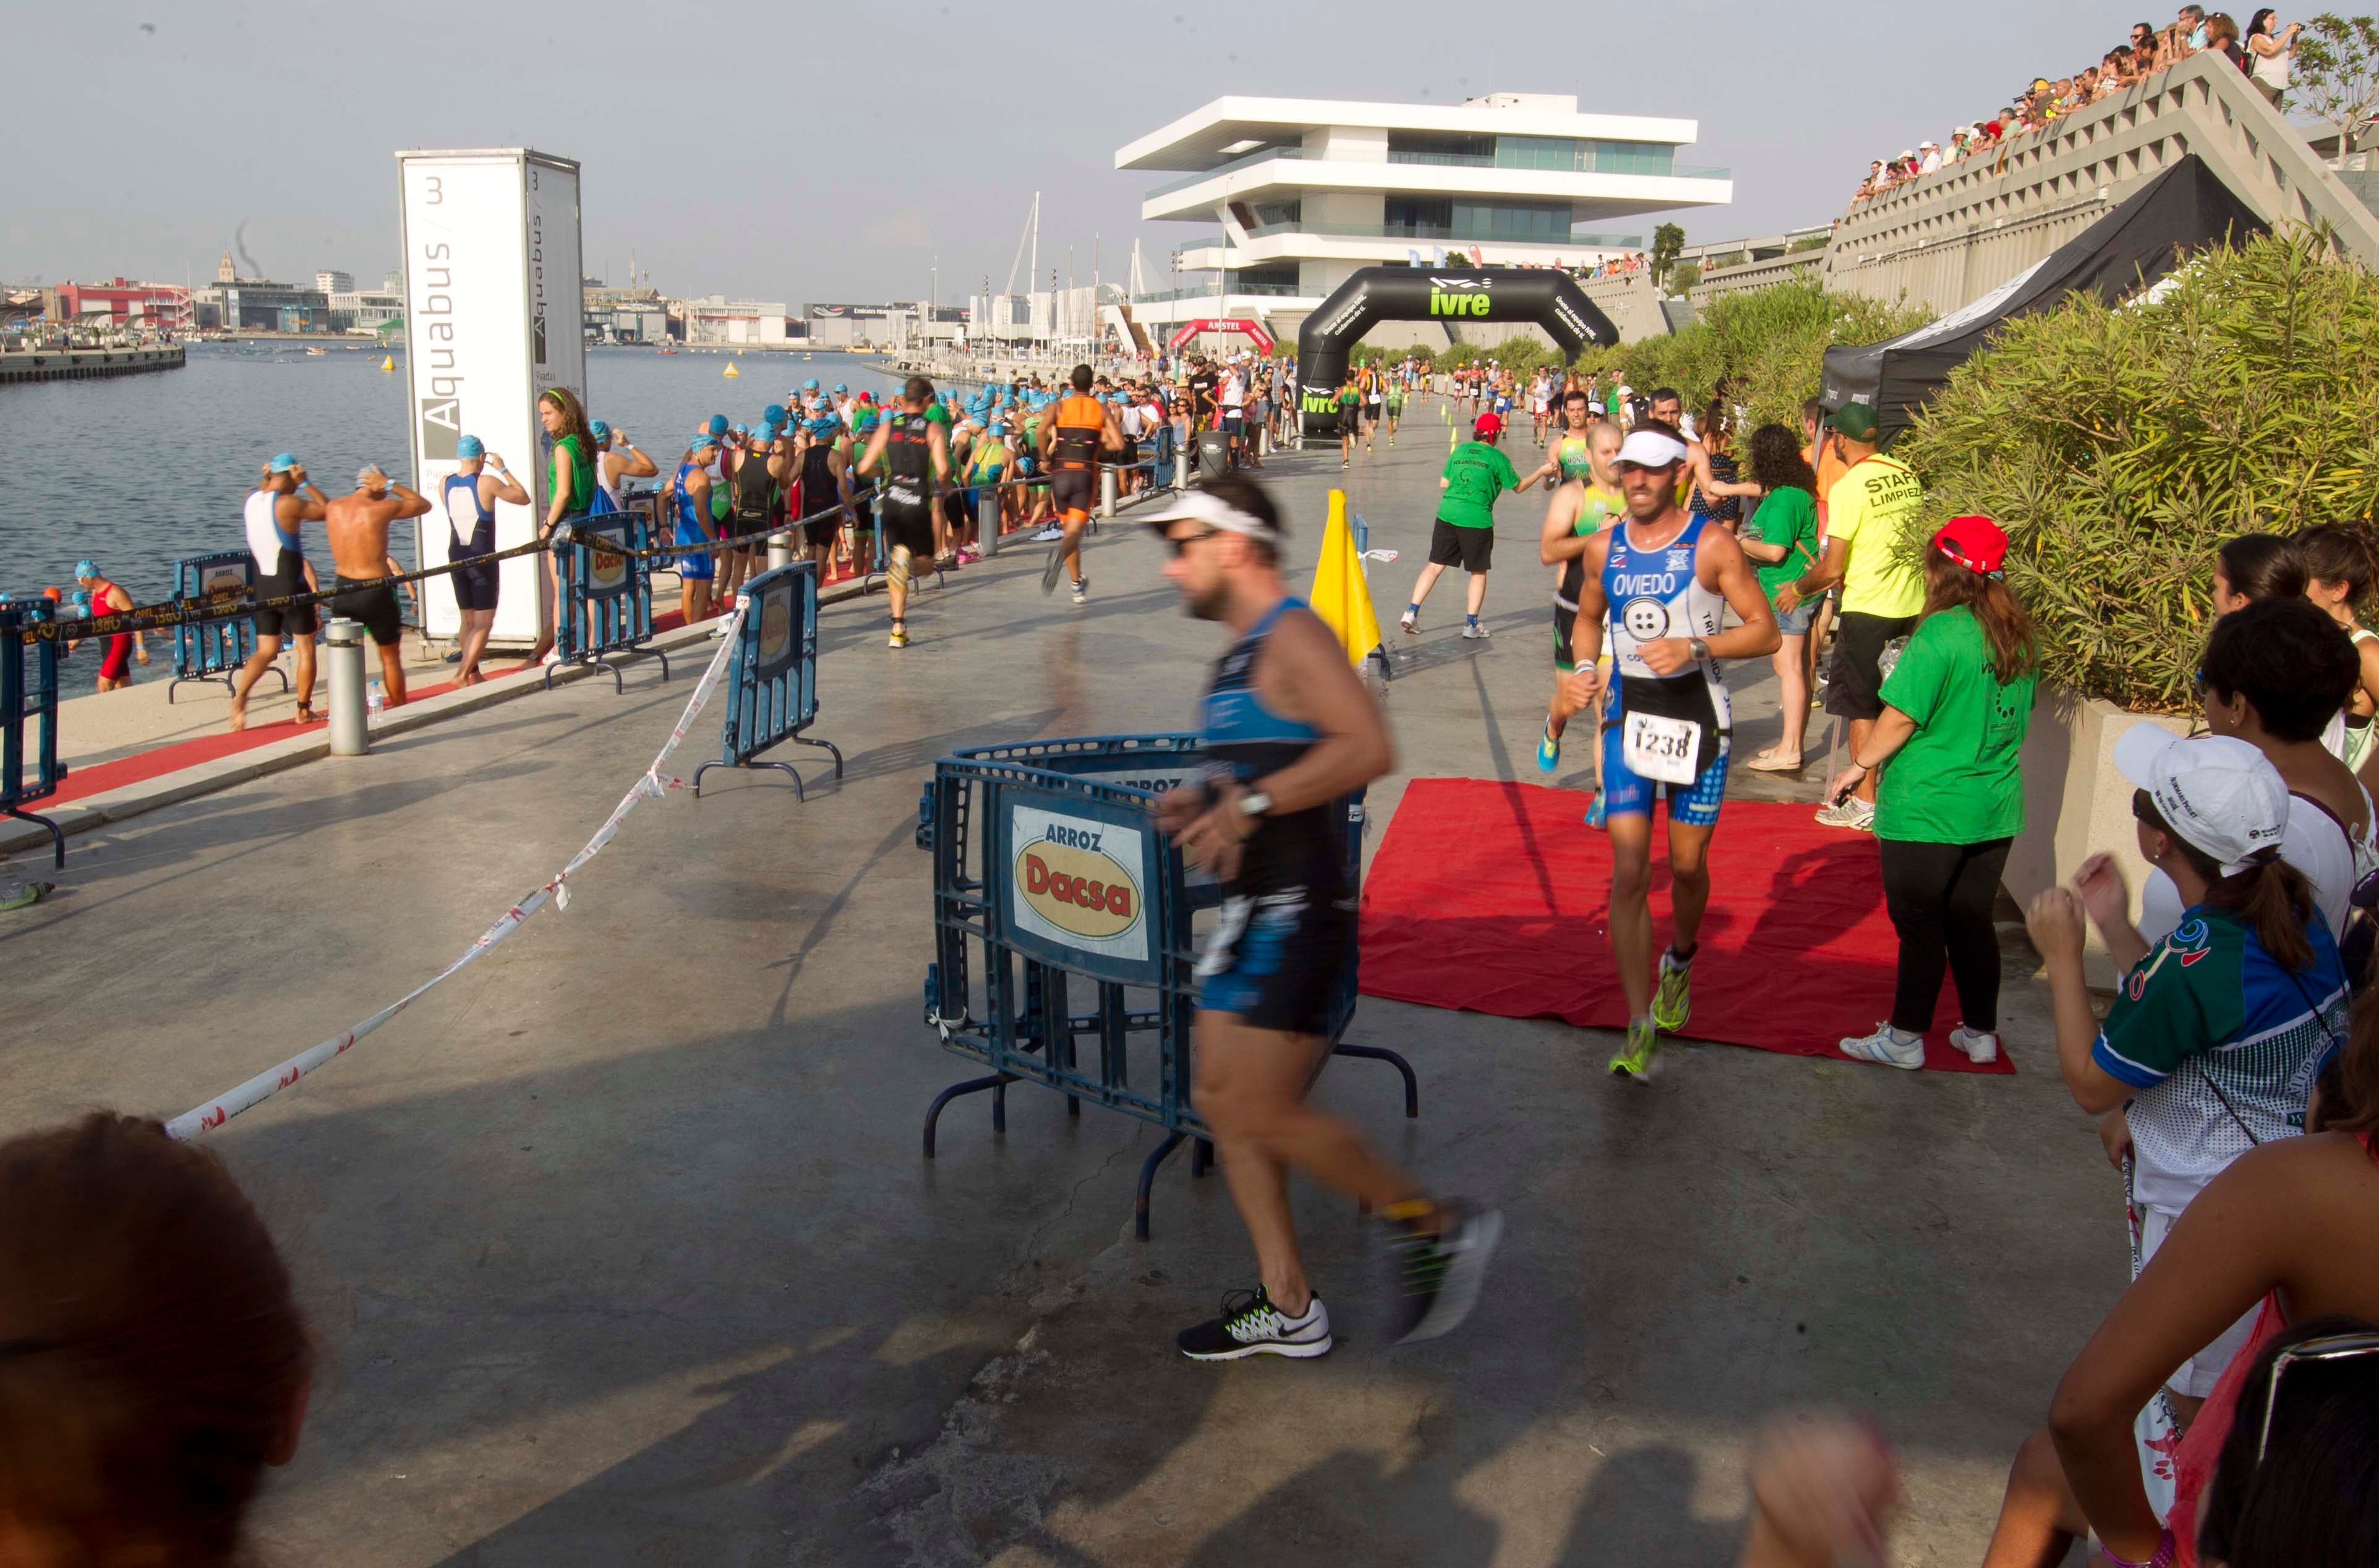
[1851,7,2303,206]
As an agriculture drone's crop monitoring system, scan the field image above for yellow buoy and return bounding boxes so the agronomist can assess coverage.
[380,356,394,372]
[724,362,740,378]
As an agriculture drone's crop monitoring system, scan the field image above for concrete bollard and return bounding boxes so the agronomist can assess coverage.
[1100,467,1118,519]
[325,618,368,756]
[767,529,793,573]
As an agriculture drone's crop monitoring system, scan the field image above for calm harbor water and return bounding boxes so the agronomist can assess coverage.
[0,343,909,686]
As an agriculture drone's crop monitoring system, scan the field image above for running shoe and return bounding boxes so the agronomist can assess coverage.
[1651,948,1694,1034]
[887,624,908,649]
[1840,1023,1925,1070]
[1342,458,1351,470]
[1176,1287,1333,1361]
[955,547,981,564]
[0,880,55,913]
[1947,1025,2001,1065]
[1607,1015,1660,1080]
[1382,1201,1503,1345]
[1536,723,1560,773]
[1040,546,1067,594]
[1030,525,1066,542]
[1584,787,1606,830]
[1070,577,1088,606]
[1461,621,1490,640]
[1814,796,1876,832]
[1400,608,1419,635]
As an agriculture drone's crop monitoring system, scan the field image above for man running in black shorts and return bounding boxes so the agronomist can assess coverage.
[1036,364,1123,605]
[325,463,430,707]
[1146,474,1502,1360]
[856,377,952,649]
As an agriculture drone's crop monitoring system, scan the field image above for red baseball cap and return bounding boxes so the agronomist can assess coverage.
[1933,514,2009,577]
[1474,412,1504,438]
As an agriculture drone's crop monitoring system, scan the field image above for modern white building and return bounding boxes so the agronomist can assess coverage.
[1117,92,1732,345]
[683,296,790,346]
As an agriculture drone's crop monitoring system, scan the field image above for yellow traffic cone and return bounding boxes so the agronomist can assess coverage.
[1309,490,1385,670]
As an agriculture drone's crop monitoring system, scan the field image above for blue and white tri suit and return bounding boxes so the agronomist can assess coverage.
[672,462,715,582]
[1598,512,1732,826]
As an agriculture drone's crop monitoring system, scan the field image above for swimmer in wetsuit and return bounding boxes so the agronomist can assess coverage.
[69,561,147,692]
[856,376,954,649]
[442,436,529,686]
[229,453,329,731]
[672,433,722,626]
[1144,474,1503,1361]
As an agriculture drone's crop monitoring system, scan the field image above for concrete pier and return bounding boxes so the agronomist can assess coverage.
[0,344,185,383]
[0,412,2112,1564]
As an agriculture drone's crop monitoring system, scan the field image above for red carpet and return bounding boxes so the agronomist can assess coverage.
[1358,778,2014,1073]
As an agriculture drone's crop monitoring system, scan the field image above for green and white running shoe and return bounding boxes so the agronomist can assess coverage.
[1651,947,1694,1034]
[1608,1015,1660,1080]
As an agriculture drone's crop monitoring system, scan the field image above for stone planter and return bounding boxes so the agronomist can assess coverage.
[2007,686,2189,988]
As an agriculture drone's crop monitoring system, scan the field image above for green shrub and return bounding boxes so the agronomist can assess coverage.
[1893,231,2379,714]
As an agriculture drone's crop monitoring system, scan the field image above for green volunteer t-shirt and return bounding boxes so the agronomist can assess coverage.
[1745,486,1820,603]
[1439,440,1523,530]
[1873,607,2037,843]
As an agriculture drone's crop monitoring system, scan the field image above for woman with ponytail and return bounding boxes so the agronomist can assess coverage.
[2296,519,2379,784]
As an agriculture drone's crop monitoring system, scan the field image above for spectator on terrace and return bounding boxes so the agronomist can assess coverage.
[1918,140,1943,175]
[2205,11,2248,67]
[2245,9,2302,102]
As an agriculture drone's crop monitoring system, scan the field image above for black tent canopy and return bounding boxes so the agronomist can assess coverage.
[1821,155,2266,443]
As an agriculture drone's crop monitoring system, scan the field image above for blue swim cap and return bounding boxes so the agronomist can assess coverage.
[456,435,485,458]
[803,378,819,391]
[269,452,298,473]
[691,431,719,451]
[74,560,98,580]
[833,383,848,394]
[587,420,610,441]
[762,403,787,425]
[707,414,730,438]
[730,422,748,437]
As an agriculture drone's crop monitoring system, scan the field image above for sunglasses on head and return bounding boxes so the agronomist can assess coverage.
[2257,1330,2379,1462]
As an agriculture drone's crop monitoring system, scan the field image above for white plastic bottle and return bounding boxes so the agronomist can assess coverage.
[365,678,385,726]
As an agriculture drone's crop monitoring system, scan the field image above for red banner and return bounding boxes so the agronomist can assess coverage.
[1166,317,1276,355]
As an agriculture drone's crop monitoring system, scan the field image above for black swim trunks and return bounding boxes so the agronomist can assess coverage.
[331,574,404,647]
[1049,469,1097,519]
[252,549,317,639]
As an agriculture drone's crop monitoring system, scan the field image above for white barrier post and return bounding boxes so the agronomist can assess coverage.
[1100,466,1118,520]
[767,529,793,573]
[325,618,368,756]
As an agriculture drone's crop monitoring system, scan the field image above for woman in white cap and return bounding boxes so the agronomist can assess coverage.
[2026,729,2347,1520]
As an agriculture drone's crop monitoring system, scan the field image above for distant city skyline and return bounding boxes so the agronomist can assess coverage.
[12,1,2187,302]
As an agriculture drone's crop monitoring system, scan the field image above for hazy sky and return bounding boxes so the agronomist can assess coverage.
[12,1,2218,302]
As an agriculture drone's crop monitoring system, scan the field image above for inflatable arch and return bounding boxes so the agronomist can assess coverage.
[1296,268,1620,436]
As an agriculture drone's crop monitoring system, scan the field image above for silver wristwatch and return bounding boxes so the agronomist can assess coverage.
[1688,636,1711,662]
[1236,791,1273,819]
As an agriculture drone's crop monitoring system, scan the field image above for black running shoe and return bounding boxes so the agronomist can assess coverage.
[1382,1201,1504,1345]
[1040,544,1068,594]
[1176,1286,1333,1361]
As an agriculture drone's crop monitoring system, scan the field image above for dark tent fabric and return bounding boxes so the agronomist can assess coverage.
[1821,155,2266,444]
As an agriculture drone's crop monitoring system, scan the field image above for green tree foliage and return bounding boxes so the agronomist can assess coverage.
[1573,280,1929,432]
[2294,13,2379,169]
[1668,261,1703,294]
[1892,232,2379,712]
[1651,222,1685,288]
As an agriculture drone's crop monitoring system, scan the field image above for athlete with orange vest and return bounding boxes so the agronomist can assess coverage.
[1036,364,1124,605]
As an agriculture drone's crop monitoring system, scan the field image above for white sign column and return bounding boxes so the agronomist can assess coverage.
[396,148,586,649]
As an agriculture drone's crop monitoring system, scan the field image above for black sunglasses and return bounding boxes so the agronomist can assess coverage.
[1166,528,1221,556]
[2257,1331,2379,1461]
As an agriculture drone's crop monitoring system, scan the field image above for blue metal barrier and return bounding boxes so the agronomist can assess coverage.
[168,550,278,703]
[915,734,1412,1237]
[691,560,843,799]
[2,599,69,867]
[549,503,668,692]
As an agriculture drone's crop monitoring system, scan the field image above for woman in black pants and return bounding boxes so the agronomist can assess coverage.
[1831,516,2040,1069]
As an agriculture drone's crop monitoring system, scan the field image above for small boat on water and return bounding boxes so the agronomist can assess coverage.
[658,348,679,356]
[305,347,325,356]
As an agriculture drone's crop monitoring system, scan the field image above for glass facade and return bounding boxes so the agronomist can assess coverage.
[1494,136,1676,176]
[1383,196,1575,241]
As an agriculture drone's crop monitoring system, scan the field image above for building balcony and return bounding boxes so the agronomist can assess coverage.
[1141,148,1731,221]
[1176,223,1644,274]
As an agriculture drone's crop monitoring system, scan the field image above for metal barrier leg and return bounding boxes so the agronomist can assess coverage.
[792,736,844,778]
[1135,1130,1189,1240]
[923,1071,1015,1157]
[693,758,803,801]
[5,808,64,871]
[1331,1043,1420,1118]
[1191,1136,1213,1177]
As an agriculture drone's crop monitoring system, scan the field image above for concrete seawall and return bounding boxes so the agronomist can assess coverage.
[0,345,186,383]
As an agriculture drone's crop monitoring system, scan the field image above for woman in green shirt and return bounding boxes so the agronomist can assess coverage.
[1720,424,1826,772]
[1831,515,2039,1070]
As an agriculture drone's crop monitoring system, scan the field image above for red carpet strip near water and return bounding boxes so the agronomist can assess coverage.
[1357,778,2014,1073]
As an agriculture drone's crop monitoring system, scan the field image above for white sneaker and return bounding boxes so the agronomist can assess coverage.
[1399,609,1419,635]
[1030,525,1065,542]
[1814,796,1875,831]
[1840,1023,1925,1070]
[1947,1026,2001,1065]
[1461,621,1490,640]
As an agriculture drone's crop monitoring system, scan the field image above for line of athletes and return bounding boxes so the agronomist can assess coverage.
[657,369,1151,649]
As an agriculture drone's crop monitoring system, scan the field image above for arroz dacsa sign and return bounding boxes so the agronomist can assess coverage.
[1009,803,1149,962]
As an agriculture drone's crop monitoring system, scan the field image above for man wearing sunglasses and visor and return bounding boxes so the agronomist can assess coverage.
[1560,425,1779,1080]
[1144,476,1503,1363]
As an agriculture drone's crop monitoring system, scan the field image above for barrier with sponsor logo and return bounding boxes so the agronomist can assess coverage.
[691,560,843,799]
[915,734,1414,1237]
[168,551,280,703]
[549,504,668,692]
[1,599,67,866]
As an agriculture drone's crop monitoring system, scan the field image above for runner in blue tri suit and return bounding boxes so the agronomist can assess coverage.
[1142,474,1503,1364]
[672,432,720,627]
[1561,425,1780,1081]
